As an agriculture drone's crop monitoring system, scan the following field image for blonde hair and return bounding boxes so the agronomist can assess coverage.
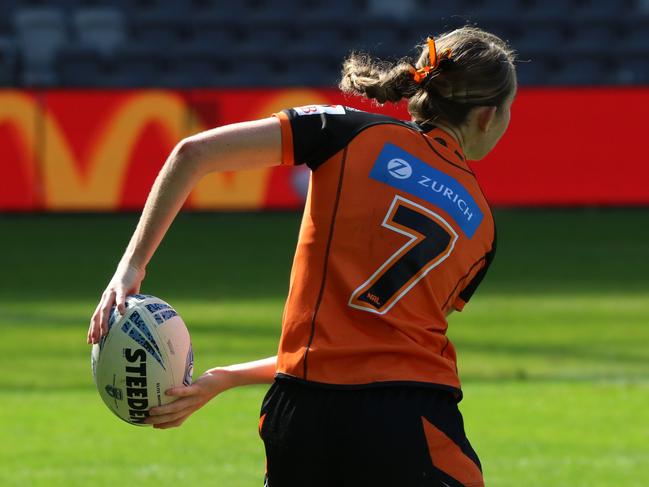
[339,26,517,126]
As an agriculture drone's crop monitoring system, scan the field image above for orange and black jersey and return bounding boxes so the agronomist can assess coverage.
[272,104,496,394]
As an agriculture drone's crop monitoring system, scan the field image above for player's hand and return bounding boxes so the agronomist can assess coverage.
[87,262,146,344]
[144,370,232,429]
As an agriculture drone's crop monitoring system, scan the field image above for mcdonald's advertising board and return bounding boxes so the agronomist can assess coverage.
[1,88,648,211]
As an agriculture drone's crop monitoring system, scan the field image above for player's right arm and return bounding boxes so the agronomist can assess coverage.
[88,117,283,344]
[144,355,278,429]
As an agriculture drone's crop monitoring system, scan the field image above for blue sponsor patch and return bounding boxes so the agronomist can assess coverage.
[370,143,483,238]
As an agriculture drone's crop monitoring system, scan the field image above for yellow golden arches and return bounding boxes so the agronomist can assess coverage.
[0,91,40,192]
[43,91,192,209]
[1,89,338,210]
[253,88,331,117]
[191,88,330,209]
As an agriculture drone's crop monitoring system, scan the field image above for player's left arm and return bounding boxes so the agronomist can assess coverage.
[145,356,277,429]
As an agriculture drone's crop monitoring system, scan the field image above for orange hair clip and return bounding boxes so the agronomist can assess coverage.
[410,37,452,84]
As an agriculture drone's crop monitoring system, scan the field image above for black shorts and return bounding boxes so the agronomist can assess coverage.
[259,378,484,487]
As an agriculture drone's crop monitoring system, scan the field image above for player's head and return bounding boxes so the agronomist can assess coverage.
[339,25,517,160]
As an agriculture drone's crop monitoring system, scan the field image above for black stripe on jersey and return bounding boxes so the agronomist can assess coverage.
[412,121,465,161]
[302,147,348,380]
[442,255,487,311]
[418,133,474,176]
[440,336,450,357]
[442,225,496,310]
[458,234,497,303]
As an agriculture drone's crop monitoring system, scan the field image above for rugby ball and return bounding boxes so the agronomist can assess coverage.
[91,294,193,426]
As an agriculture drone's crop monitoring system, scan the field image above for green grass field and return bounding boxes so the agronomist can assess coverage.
[1,209,648,486]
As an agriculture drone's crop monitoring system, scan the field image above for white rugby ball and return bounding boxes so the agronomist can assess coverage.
[91,294,193,426]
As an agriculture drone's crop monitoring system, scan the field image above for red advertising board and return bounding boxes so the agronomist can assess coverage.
[1,88,647,211]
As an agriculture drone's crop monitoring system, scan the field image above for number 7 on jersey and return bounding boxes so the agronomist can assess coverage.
[349,195,458,315]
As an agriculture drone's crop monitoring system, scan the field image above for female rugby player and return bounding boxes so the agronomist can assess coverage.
[89,26,516,487]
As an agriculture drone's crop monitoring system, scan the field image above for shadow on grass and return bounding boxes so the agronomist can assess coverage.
[1,209,649,300]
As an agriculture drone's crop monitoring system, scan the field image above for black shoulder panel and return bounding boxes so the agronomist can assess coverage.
[282,106,415,170]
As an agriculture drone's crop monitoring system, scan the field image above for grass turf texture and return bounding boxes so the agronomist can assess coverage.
[0,209,648,486]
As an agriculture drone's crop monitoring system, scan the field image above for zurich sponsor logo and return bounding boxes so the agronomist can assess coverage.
[370,143,483,238]
[387,158,412,179]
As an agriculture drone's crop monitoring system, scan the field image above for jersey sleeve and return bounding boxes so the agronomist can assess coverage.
[272,105,404,170]
[452,236,497,311]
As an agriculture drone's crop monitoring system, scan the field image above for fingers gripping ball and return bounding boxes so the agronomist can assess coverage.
[91,295,194,426]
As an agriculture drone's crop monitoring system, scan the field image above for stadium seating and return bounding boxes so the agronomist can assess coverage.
[130,10,186,48]
[619,55,649,84]
[57,45,105,86]
[574,0,628,22]
[621,18,649,54]
[566,22,616,57]
[14,7,66,85]
[0,38,16,85]
[515,57,549,86]
[73,7,125,55]
[0,0,647,88]
[162,45,229,88]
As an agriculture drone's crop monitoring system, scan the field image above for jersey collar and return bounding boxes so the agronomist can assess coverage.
[409,121,469,169]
